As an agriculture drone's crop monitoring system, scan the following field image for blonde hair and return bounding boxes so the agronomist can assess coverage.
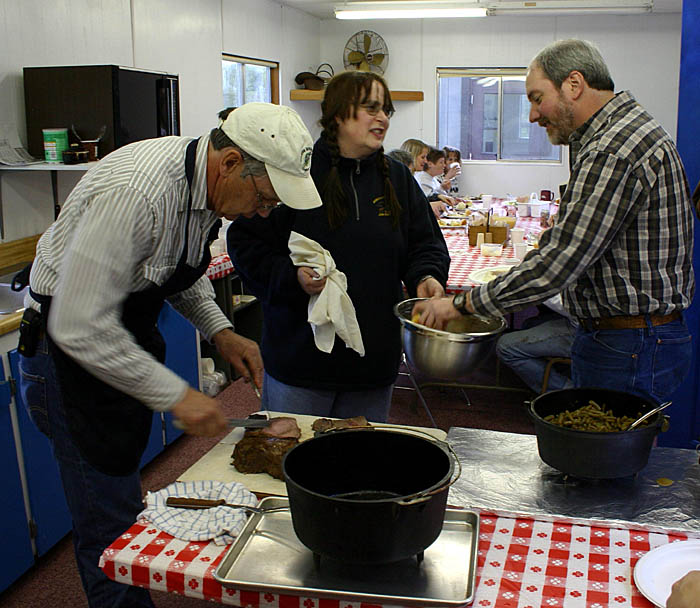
[400,139,428,170]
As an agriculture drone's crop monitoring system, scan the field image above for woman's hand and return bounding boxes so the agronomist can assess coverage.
[429,199,449,220]
[411,296,462,330]
[417,277,445,299]
[667,571,700,608]
[297,266,326,295]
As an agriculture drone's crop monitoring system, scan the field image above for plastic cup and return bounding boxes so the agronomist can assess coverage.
[482,194,493,211]
[201,357,215,375]
[511,228,525,244]
[514,243,528,260]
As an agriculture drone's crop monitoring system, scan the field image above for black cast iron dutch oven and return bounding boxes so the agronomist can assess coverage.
[282,427,460,564]
[528,388,666,479]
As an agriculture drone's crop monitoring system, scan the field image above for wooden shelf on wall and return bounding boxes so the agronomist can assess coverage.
[290,89,424,102]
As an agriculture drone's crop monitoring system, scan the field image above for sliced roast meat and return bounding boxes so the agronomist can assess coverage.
[311,415,372,433]
[260,416,301,439]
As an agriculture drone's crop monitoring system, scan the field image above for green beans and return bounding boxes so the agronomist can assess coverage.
[543,400,645,432]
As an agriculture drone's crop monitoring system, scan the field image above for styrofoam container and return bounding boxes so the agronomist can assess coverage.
[480,243,503,257]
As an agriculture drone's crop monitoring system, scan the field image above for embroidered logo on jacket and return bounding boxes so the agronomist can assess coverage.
[373,195,390,216]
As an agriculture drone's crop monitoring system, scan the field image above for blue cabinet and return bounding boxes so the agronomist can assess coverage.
[9,349,72,558]
[158,302,199,444]
[0,358,33,592]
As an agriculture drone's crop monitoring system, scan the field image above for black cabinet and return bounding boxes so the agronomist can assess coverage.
[202,273,263,382]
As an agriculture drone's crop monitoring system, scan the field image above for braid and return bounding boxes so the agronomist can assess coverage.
[378,150,401,229]
[320,122,349,230]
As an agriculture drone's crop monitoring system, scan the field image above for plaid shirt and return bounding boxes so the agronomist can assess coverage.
[471,91,695,319]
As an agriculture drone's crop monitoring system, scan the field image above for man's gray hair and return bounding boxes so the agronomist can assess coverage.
[532,39,614,92]
[209,126,267,178]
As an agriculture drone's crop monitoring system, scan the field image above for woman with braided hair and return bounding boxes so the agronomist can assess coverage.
[227,70,449,421]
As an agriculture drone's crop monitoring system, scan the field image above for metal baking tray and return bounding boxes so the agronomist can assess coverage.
[213,496,479,607]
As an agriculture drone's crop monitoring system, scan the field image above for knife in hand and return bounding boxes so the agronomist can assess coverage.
[172,417,270,431]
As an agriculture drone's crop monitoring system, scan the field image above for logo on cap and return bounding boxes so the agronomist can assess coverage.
[300,147,312,172]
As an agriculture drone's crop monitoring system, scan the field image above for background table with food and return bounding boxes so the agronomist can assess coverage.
[100,407,700,608]
[436,195,548,293]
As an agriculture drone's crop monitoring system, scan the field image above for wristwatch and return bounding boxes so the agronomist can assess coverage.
[452,290,470,315]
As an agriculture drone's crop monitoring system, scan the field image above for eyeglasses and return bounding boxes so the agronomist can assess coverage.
[359,101,394,119]
[249,175,280,211]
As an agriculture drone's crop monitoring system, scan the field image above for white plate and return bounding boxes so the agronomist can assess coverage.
[633,540,700,607]
[468,266,513,284]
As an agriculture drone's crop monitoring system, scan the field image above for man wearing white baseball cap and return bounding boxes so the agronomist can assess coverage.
[16,102,321,608]
[217,102,321,212]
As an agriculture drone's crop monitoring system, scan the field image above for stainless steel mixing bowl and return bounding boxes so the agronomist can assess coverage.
[394,298,506,381]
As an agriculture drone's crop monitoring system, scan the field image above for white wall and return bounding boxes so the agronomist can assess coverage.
[0,1,684,238]
[319,12,683,197]
[0,0,320,241]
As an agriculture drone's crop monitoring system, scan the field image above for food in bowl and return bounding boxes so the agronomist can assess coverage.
[491,215,517,229]
[455,201,468,211]
[438,218,467,227]
[411,311,498,334]
[445,315,500,334]
[529,388,663,478]
[544,401,648,432]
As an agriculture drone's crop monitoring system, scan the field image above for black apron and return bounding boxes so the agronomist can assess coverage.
[36,138,221,476]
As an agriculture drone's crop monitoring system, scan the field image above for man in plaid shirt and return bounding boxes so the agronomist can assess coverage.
[415,39,697,404]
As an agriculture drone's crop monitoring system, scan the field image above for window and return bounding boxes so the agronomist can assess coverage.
[437,68,560,163]
[222,54,279,107]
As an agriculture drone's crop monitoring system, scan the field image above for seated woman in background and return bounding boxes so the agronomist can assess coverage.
[443,145,462,197]
[400,138,428,174]
[415,147,453,197]
[392,145,447,220]
[227,71,450,423]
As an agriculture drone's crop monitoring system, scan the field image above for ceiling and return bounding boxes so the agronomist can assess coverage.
[280,0,682,20]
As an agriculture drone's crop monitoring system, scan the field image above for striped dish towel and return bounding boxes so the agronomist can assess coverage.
[138,480,258,545]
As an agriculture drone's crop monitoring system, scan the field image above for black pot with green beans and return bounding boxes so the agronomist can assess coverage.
[528,388,667,479]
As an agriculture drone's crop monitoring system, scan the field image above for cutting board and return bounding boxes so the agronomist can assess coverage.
[177,411,448,496]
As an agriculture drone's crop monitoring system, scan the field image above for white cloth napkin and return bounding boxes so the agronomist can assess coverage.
[288,231,364,356]
[138,480,257,545]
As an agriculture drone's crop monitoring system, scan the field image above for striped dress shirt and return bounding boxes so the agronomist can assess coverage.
[27,135,233,411]
[471,91,695,320]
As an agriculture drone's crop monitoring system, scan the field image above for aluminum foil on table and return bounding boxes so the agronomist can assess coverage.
[446,427,700,537]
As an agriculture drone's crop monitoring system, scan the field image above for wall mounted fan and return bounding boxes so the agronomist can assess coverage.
[343,30,389,75]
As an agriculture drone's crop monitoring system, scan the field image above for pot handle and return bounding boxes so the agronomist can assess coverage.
[370,425,462,506]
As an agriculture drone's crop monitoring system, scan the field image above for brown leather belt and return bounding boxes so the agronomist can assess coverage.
[578,310,681,331]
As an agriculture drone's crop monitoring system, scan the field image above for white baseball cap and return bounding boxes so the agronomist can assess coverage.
[220,102,322,210]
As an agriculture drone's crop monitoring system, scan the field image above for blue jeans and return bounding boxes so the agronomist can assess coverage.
[496,318,576,393]
[571,316,692,404]
[18,335,155,608]
[261,372,394,422]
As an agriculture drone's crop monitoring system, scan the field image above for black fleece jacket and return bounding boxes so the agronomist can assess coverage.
[227,138,450,390]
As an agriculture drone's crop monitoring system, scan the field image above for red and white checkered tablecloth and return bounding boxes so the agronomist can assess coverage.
[444,216,542,294]
[100,511,688,607]
[207,253,235,281]
[206,217,543,287]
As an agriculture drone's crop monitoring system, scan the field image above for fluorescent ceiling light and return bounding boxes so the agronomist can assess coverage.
[334,2,488,19]
[485,0,653,16]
